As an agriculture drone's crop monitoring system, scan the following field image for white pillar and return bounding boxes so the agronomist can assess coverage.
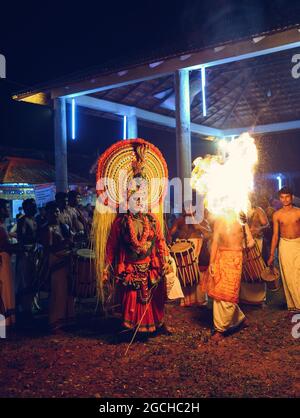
[54,97,68,192]
[127,114,138,138]
[174,69,191,182]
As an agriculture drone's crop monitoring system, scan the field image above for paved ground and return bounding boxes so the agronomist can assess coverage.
[0,287,299,398]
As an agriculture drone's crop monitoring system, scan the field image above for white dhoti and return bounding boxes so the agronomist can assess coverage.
[279,237,300,311]
[239,238,266,305]
[213,300,245,333]
[0,252,16,327]
[180,238,208,307]
[165,256,184,300]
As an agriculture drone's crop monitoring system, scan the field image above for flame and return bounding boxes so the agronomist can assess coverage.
[191,133,258,218]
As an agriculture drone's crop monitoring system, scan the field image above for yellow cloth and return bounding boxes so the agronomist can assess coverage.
[213,300,245,333]
[240,238,266,305]
[0,252,15,327]
[279,237,300,311]
[202,248,243,304]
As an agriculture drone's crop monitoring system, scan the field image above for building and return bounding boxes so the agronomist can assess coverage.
[0,156,89,218]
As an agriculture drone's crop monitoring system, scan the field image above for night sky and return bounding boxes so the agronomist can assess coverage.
[0,0,300,185]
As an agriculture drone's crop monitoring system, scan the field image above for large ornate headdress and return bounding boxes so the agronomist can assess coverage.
[92,138,168,300]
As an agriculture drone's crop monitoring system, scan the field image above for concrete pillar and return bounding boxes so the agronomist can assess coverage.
[54,97,68,192]
[174,69,191,182]
[127,114,138,138]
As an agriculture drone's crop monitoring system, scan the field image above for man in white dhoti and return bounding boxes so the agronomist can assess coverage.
[0,199,16,328]
[268,187,300,312]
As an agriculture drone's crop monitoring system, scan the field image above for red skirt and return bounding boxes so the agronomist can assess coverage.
[117,279,165,333]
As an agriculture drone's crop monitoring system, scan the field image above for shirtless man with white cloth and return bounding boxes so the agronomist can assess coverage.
[201,211,253,341]
[268,187,300,312]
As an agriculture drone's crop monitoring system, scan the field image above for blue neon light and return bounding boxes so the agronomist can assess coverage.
[123,115,127,140]
[201,67,207,117]
[71,99,76,140]
[277,175,282,190]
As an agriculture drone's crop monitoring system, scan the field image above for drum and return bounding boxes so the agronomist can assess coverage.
[72,248,97,298]
[266,278,280,292]
[261,266,281,292]
[169,240,200,287]
[242,242,266,283]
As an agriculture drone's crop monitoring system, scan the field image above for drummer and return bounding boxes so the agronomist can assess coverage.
[39,201,75,332]
[240,196,269,306]
[169,201,210,307]
[55,192,76,238]
[67,191,91,244]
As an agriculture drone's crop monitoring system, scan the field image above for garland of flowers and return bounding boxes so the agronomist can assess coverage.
[127,214,150,252]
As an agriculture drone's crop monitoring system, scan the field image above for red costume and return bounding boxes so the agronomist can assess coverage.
[106,213,168,332]
[93,138,169,334]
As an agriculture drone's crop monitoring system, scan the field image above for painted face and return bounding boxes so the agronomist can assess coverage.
[127,177,148,213]
[128,194,148,213]
[279,193,293,207]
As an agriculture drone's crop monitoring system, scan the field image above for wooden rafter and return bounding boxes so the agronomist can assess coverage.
[193,71,246,124]
[221,69,255,128]
[191,70,245,122]
[134,76,172,107]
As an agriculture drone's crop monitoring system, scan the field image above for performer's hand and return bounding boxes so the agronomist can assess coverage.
[267,255,275,267]
[239,211,247,224]
[162,262,171,275]
[102,268,110,281]
[209,263,216,276]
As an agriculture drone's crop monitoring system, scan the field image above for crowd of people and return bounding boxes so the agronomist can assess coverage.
[1,184,300,342]
[164,187,300,341]
[0,191,93,333]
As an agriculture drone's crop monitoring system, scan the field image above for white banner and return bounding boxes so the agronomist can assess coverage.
[34,184,56,207]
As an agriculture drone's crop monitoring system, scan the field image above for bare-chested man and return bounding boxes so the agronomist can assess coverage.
[268,187,300,312]
[169,201,210,307]
[201,210,253,341]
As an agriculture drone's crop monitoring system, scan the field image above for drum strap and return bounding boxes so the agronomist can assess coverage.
[242,225,248,252]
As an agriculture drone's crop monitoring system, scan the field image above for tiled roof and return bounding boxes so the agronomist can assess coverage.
[0,157,88,185]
